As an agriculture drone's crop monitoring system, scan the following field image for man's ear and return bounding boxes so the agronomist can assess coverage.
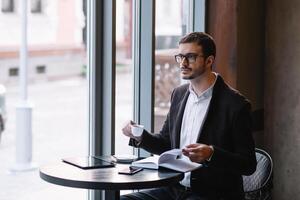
[205,55,215,68]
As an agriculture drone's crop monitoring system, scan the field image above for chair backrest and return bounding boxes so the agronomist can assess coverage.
[243,148,273,196]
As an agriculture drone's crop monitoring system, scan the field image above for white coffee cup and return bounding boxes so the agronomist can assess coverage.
[131,124,144,137]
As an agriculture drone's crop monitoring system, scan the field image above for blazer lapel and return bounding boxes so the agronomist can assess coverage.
[174,89,190,148]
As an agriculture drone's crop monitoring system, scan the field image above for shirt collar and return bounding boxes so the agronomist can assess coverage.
[188,72,218,103]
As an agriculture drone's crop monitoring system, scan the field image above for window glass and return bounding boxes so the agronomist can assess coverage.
[115,0,133,156]
[154,0,189,132]
[0,0,87,199]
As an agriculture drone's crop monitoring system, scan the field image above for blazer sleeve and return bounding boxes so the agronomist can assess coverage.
[128,90,176,155]
[207,102,257,175]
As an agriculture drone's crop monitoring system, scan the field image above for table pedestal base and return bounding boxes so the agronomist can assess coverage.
[105,190,120,200]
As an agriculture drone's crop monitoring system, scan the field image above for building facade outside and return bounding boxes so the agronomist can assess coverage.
[0,0,85,84]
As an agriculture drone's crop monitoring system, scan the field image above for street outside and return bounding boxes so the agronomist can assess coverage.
[0,72,133,200]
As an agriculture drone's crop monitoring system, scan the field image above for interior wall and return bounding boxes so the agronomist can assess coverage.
[236,0,265,147]
[265,0,300,199]
[206,0,237,88]
[207,0,300,199]
[206,0,265,146]
[236,0,264,111]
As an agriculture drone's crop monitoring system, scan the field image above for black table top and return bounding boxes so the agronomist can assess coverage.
[40,160,184,191]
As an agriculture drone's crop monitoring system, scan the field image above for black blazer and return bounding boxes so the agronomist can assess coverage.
[130,75,257,200]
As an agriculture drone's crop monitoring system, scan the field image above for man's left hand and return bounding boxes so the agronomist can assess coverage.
[182,143,214,163]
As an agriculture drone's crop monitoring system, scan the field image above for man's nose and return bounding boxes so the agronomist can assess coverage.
[180,57,189,67]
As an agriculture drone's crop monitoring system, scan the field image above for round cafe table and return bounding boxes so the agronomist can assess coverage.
[40,158,184,200]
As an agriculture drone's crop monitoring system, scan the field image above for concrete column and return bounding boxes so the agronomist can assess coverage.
[265,0,300,199]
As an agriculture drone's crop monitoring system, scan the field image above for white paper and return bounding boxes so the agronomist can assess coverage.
[131,149,202,172]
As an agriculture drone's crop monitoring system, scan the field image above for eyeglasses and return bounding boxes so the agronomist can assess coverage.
[174,53,204,64]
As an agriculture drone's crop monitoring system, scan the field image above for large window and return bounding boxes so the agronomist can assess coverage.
[0,0,87,199]
[0,0,205,199]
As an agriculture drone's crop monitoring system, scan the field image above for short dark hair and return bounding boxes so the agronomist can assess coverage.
[179,32,216,59]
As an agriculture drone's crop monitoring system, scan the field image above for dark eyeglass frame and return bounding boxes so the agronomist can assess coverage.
[174,53,204,64]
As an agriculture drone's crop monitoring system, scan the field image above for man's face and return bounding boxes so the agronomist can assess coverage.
[177,42,210,80]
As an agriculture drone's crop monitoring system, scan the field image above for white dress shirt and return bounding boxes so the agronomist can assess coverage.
[180,73,217,187]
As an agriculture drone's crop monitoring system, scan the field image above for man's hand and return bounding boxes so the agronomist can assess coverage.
[121,120,142,141]
[182,143,214,163]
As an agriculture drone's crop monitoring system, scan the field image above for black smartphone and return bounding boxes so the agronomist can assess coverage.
[118,166,143,175]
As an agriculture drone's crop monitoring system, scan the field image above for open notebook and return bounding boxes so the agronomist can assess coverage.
[131,149,202,172]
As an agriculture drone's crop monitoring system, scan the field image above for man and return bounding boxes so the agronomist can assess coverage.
[122,32,257,200]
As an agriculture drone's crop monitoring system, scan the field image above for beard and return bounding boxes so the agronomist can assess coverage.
[180,66,206,80]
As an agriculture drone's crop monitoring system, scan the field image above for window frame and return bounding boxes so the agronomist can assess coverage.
[86,0,206,199]
[87,0,116,199]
